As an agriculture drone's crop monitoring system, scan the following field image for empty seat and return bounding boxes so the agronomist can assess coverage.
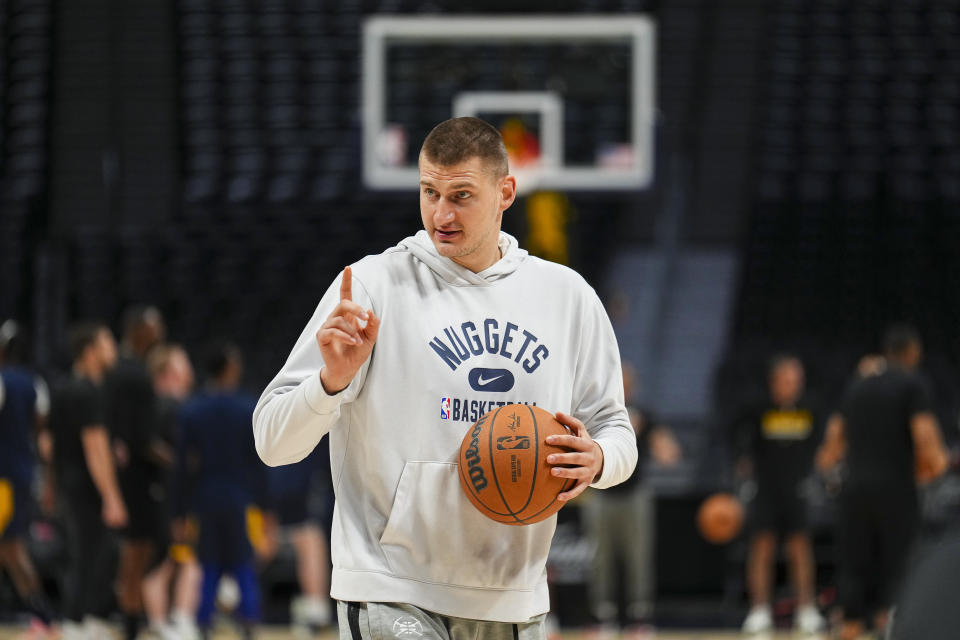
[225,175,261,202]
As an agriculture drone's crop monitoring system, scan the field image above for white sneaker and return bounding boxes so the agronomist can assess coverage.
[150,622,182,640]
[61,621,88,640]
[171,612,200,640]
[794,604,826,634]
[299,595,331,626]
[742,605,774,633]
[291,594,331,638]
[82,616,115,639]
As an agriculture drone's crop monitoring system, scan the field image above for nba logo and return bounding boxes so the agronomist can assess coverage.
[440,397,451,420]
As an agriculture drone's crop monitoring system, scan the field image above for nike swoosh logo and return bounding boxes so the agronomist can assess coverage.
[467,367,515,392]
[477,373,505,386]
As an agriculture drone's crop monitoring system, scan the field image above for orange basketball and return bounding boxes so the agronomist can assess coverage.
[458,404,576,525]
[696,492,744,544]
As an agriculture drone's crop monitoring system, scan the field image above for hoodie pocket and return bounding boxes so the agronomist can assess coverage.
[379,461,554,590]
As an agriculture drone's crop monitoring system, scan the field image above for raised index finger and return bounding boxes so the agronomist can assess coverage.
[340,266,352,302]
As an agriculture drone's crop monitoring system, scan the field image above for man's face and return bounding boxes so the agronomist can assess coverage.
[171,350,195,396]
[904,342,923,369]
[160,349,194,399]
[419,154,516,273]
[95,328,118,370]
[140,314,166,353]
[770,360,804,407]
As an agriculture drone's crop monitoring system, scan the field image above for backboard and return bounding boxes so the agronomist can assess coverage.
[362,15,656,193]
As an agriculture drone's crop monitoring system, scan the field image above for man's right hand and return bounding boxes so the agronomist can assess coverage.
[316,266,381,394]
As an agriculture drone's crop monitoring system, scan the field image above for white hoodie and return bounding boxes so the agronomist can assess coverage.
[253,230,637,622]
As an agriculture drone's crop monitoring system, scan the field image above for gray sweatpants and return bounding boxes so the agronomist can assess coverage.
[337,601,547,640]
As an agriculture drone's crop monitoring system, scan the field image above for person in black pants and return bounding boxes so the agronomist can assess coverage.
[818,326,949,640]
[105,305,167,640]
[49,322,127,640]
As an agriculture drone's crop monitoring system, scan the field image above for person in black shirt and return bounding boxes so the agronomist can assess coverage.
[818,326,949,640]
[49,322,126,640]
[105,305,167,640]
[736,355,826,634]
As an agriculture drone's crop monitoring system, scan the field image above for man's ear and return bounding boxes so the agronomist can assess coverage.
[499,175,517,211]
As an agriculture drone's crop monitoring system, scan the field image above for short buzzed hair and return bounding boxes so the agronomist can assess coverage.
[768,353,802,377]
[883,324,921,358]
[68,322,106,363]
[420,117,509,178]
[202,340,241,379]
[122,304,163,339]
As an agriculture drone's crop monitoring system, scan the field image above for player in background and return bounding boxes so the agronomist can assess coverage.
[105,305,167,640]
[0,320,57,636]
[48,322,127,640]
[142,344,201,640]
[254,117,638,640]
[736,355,826,635]
[267,442,333,637]
[177,341,271,640]
[584,361,682,638]
[818,326,949,640]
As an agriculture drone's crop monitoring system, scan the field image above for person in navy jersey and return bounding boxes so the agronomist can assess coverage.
[0,320,56,632]
[177,341,271,640]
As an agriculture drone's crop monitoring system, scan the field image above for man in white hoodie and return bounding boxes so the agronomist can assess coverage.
[254,117,638,639]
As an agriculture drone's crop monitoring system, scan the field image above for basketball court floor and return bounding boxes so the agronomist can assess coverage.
[0,627,828,639]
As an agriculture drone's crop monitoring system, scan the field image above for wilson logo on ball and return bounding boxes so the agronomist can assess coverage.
[462,415,489,491]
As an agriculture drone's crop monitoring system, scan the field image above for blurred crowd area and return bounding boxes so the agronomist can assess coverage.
[2,0,960,638]
[3,314,959,639]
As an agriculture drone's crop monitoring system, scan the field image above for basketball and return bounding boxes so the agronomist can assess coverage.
[696,492,744,545]
[458,404,576,525]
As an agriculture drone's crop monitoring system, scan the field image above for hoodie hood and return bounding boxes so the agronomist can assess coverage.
[399,230,528,286]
